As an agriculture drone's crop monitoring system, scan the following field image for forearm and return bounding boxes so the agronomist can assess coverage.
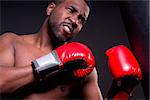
[0,65,34,93]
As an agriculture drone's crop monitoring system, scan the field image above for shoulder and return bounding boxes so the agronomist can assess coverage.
[81,68,103,99]
[0,32,22,45]
[85,67,98,83]
[0,32,23,51]
[0,32,20,40]
[80,67,99,90]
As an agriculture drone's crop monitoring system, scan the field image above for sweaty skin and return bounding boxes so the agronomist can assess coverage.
[0,0,103,100]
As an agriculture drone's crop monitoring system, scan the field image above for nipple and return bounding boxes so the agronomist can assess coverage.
[60,86,66,92]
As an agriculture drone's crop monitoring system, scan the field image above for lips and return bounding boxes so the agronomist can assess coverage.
[62,23,73,34]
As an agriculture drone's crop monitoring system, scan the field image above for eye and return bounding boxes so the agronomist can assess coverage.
[78,15,86,25]
[67,7,74,13]
[67,6,76,13]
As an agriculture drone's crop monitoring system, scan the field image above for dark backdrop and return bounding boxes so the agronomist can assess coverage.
[0,1,146,99]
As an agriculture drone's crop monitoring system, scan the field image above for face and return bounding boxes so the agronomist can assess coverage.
[47,0,90,42]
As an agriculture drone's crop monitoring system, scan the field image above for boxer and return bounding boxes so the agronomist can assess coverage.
[0,0,103,99]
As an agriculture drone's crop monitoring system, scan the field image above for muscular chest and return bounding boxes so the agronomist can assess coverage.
[14,42,50,67]
[13,41,84,99]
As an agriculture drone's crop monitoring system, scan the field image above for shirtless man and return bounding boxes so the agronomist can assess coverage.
[0,0,103,99]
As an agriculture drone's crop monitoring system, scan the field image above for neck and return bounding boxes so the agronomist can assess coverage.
[37,17,51,48]
[36,17,66,50]
[24,17,53,51]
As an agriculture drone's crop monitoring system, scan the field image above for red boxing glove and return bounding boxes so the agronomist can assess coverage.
[105,45,142,80]
[32,42,95,81]
[55,42,95,78]
[105,45,142,99]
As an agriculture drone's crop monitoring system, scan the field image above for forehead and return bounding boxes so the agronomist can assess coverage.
[58,0,90,18]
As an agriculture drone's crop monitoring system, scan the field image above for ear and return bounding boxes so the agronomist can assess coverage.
[46,2,56,16]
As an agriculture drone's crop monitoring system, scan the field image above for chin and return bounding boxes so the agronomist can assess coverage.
[54,35,67,43]
[55,34,69,42]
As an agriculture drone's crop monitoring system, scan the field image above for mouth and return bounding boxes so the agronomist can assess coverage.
[62,23,73,34]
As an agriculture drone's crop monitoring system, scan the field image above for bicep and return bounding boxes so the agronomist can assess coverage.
[82,68,103,100]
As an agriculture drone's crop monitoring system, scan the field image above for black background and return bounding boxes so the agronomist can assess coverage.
[1,0,146,99]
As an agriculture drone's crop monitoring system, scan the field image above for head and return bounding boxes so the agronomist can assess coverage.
[46,0,90,43]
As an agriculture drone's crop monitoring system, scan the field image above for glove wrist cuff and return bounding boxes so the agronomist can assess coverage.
[32,51,62,81]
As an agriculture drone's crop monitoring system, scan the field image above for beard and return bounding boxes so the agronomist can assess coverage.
[49,20,73,41]
[50,25,71,42]
[47,22,72,48]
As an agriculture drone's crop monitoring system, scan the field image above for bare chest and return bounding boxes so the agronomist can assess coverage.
[13,43,82,99]
[14,43,49,67]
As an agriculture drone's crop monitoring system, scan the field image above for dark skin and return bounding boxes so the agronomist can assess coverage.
[0,0,103,99]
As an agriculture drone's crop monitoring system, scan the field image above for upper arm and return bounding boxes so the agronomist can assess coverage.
[82,68,103,100]
[0,33,15,67]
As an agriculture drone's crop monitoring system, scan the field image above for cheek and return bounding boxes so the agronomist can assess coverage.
[49,14,59,25]
[75,26,82,34]
[49,10,63,25]
[78,26,82,31]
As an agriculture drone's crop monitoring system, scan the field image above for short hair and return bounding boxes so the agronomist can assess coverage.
[52,0,91,8]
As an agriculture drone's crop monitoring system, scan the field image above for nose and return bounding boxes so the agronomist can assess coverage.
[69,15,78,29]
